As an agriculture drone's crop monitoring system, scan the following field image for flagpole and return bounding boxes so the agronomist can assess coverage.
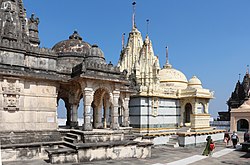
[0,139,2,165]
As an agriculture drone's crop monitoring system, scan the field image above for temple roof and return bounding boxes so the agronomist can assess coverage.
[52,31,91,57]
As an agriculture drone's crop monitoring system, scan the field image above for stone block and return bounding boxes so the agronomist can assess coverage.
[2,149,16,161]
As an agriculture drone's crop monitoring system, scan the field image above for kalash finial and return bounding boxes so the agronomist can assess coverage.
[69,30,82,40]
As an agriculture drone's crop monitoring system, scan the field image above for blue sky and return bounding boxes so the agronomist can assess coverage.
[24,0,250,118]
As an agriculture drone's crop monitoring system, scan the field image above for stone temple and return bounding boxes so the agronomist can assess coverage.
[0,0,224,163]
[227,71,250,132]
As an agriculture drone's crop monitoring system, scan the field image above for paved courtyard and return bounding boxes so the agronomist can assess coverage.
[3,142,249,165]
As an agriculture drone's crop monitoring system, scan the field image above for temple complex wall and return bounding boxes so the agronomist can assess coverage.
[0,76,58,132]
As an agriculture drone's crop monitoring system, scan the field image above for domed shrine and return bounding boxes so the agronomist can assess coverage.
[118,9,214,134]
[53,31,91,73]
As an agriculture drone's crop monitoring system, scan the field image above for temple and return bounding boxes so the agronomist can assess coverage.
[227,71,250,131]
[118,2,214,134]
[0,0,133,143]
[0,0,223,163]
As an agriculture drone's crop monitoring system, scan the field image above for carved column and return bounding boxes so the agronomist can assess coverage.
[94,105,103,128]
[103,101,110,128]
[111,91,120,130]
[180,109,184,127]
[123,97,130,127]
[83,87,93,131]
[230,115,236,132]
[65,102,71,127]
[71,104,78,128]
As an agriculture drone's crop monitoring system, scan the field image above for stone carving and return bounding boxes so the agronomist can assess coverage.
[3,13,17,41]
[3,94,19,110]
[152,97,158,117]
[2,79,20,111]
[28,13,40,45]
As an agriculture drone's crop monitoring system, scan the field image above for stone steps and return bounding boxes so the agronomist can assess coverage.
[63,141,78,150]
[64,136,77,144]
[166,135,179,148]
[45,129,152,164]
[66,132,81,141]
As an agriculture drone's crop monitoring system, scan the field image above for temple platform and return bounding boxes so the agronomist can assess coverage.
[1,128,152,164]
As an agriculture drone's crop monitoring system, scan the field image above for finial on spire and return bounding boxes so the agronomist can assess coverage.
[247,65,249,74]
[146,19,149,36]
[132,1,136,28]
[69,30,82,40]
[239,73,241,81]
[163,46,172,69]
[166,46,169,64]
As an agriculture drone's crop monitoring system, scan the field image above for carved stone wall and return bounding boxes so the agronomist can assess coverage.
[0,77,58,131]
[0,51,24,66]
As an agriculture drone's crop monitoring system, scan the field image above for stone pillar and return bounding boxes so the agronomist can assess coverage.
[123,97,130,127]
[111,91,120,130]
[180,109,184,127]
[83,88,93,131]
[65,103,71,127]
[103,102,110,128]
[70,104,78,128]
[230,114,236,132]
[94,105,103,128]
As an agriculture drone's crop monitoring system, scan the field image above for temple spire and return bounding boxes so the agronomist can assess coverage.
[247,65,249,75]
[132,1,136,29]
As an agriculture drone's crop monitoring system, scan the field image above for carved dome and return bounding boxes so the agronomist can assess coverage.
[188,76,202,89]
[159,64,188,89]
[86,44,106,64]
[52,31,91,57]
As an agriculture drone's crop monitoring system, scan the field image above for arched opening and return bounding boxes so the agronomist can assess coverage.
[197,102,205,114]
[77,98,84,126]
[92,88,111,129]
[184,103,192,125]
[237,119,249,132]
[57,98,67,127]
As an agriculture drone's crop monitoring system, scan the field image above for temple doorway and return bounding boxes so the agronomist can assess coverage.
[184,103,192,126]
[237,119,249,132]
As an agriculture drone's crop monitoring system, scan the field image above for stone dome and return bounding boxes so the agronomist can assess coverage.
[188,76,202,89]
[159,64,188,89]
[86,44,106,64]
[52,31,91,57]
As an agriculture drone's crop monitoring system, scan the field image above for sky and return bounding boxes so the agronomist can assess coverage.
[24,0,250,118]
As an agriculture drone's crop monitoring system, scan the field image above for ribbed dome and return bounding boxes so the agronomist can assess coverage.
[86,44,106,64]
[159,64,188,89]
[52,31,91,57]
[188,76,202,88]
